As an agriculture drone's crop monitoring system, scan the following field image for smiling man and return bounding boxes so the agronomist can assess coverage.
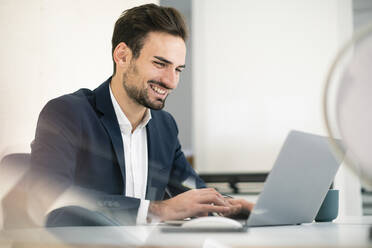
[28,4,252,226]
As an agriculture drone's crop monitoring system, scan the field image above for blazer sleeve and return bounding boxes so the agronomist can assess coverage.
[27,97,140,226]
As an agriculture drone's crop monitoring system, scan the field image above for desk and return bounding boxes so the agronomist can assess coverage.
[1,216,371,248]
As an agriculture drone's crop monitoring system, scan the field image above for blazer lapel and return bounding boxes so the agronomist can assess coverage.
[146,115,169,200]
[94,78,126,190]
[146,117,160,200]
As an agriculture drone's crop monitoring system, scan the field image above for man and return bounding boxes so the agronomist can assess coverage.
[28,3,252,226]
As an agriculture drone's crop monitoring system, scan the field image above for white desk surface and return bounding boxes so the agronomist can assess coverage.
[0,216,371,248]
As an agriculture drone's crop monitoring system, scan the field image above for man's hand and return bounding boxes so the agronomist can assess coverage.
[148,188,231,221]
[223,198,255,218]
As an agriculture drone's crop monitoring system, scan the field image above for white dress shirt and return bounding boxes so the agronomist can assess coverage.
[109,86,151,224]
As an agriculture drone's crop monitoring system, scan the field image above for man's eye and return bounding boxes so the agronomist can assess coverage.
[153,61,165,68]
[176,68,183,73]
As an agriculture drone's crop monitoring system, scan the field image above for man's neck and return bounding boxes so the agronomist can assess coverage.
[111,74,147,132]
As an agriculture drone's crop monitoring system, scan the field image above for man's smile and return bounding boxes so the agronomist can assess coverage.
[149,82,169,98]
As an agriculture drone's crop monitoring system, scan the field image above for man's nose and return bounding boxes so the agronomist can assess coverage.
[162,68,178,89]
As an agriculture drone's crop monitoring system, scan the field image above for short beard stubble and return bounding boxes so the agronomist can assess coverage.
[122,63,167,110]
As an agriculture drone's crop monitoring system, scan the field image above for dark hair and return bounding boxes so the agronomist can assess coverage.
[111,3,188,74]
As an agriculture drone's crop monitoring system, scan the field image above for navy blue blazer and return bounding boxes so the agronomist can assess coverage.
[29,77,205,225]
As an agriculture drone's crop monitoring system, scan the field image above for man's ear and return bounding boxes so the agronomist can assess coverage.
[113,42,132,70]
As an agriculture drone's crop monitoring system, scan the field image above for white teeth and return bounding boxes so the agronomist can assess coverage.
[151,85,166,95]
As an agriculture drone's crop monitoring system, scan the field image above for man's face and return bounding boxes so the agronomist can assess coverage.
[122,32,186,110]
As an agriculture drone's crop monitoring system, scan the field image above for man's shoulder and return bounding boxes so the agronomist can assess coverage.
[45,88,96,112]
[37,88,99,127]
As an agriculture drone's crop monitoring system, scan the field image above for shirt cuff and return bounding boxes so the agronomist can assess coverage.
[136,199,150,224]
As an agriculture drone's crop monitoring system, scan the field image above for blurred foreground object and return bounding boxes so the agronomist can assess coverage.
[0,153,35,228]
[324,23,372,190]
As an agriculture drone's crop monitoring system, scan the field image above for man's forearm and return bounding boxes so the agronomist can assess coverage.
[148,201,167,222]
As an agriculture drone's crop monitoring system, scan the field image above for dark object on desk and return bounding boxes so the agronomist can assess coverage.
[315,189,339,222]
[46,206,120,227]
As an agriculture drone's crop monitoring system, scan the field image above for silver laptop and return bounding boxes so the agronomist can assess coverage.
[162,130,343,232]
[246,130,342,227]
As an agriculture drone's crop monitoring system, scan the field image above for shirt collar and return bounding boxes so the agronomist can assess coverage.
[109,84,152,134]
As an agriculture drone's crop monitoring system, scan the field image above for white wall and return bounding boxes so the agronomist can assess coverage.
[193,0,353,173]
